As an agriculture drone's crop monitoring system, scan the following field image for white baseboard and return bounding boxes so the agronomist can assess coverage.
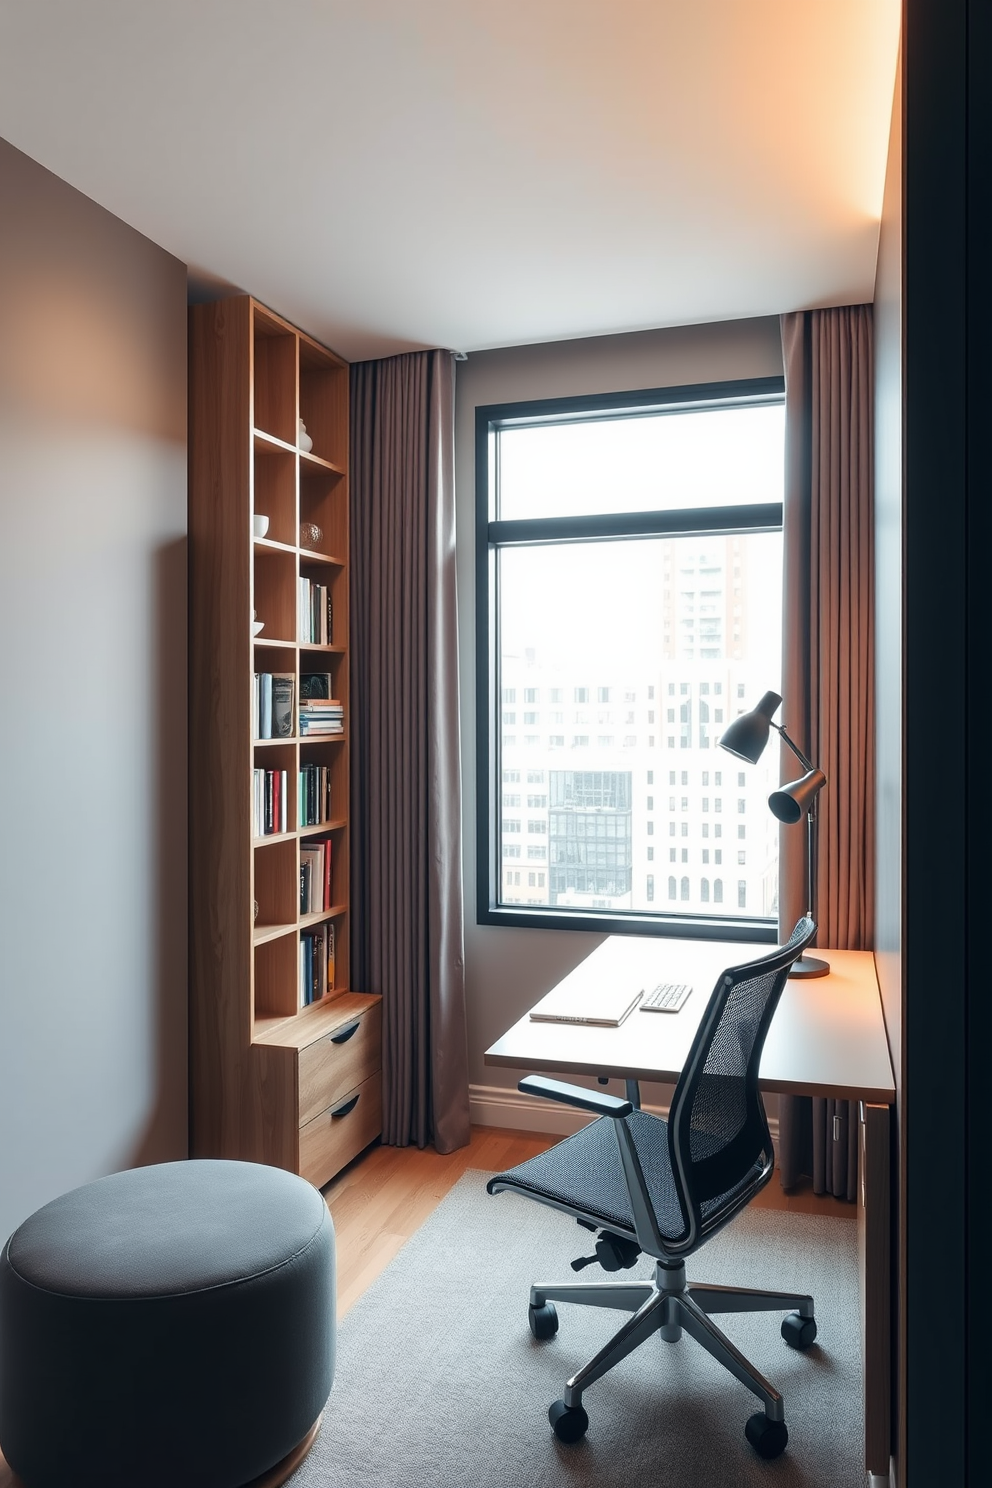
[470,1082,780,1149]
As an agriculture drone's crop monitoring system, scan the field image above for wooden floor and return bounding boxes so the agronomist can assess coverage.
[325,1124,854,1319]
[0,1127,853,1488]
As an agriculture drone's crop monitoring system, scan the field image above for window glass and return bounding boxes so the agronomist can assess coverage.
[482,385,783,930]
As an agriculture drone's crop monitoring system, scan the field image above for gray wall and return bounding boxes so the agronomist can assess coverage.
[0,138,188,1242]
[453,317,784,1119]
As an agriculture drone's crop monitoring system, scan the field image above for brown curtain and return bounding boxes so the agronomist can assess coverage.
[350,349,471,1152]
[778,306,875,1198]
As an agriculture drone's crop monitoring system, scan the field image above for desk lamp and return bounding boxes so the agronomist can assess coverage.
[719,691,829,978]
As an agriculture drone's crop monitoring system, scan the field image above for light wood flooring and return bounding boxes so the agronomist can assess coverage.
[0,1127,853,1488]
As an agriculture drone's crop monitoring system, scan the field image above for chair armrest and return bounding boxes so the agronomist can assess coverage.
[519,1075,633,1119]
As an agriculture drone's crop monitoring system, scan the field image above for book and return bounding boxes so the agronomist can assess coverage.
[529,983,643,1027]
[258,672,272,739]
[271,674,295,738]
[300,673,333,699]
[327,922,335,992]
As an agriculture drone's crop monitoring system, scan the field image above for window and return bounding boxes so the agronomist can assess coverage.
[646,875,654,902]
[478,379,783,933]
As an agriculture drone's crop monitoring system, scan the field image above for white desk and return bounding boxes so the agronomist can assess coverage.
[485,938,894,1104]
[485,937,895,1478]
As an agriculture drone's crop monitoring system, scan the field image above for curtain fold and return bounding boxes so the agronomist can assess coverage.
[778,306,875,1199]
[350,350,470,1152]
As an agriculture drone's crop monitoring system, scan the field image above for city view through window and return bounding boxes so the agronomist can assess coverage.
[493,399,784,923]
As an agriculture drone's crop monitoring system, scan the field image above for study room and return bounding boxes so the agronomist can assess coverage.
[0,5,986,1488]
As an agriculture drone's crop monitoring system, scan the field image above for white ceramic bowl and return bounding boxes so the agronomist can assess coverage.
[252,514,270,538]
[251,620,264,636]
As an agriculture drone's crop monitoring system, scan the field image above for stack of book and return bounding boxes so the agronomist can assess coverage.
[253,769,288,836]
[299,698,344,736]
[298,763,332,825]
[299,577,332,645]
[299,922,335,1007]
[300,840,332,914]
[253,673,295,739]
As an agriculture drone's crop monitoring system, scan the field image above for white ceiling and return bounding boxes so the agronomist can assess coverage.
[0,1,900,362]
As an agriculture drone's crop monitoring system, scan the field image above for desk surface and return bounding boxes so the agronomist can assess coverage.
[485,938,895,1104]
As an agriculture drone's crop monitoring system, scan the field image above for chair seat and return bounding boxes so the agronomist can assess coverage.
[489,1109,765,1247]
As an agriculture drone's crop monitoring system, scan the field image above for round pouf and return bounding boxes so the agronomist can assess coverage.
[0,1160,335,1488]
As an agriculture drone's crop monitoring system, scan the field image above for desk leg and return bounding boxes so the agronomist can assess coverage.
[859,1101,892,1479]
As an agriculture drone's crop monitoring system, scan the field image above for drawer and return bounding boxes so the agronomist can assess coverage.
[299,1072,382,1188]
[298,1003,381,1126]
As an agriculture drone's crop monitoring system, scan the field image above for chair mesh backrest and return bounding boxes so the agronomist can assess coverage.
[668,918,815,1226]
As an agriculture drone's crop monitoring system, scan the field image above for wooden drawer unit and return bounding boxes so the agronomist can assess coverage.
[300,1072,382,1188]
[299,1002,381,1125]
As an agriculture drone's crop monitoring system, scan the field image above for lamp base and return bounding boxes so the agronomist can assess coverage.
[788,954,830,979]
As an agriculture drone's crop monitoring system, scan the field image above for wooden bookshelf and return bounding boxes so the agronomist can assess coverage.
[189,295,381,1188]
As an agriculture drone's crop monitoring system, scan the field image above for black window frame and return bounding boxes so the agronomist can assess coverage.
[475,376,784,942]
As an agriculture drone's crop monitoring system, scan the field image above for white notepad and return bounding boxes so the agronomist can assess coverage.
[529,983,643,1027]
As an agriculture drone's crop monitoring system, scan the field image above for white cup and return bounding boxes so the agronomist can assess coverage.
[252,514,270,538]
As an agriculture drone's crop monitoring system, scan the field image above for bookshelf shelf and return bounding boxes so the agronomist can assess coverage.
[299,550,347,568]
[300,818,347,837]
[300,449,345,477]
[253,921,298,947]
[190,294,380,1187]
[300,904,347,930]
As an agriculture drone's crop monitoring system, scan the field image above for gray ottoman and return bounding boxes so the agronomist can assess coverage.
[0,1160,334,1488]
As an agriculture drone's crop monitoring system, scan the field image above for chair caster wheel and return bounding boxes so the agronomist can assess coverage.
[781,1312,817,1350]
[745,1412,789,1460]
[529,1302,559,1340]
[549,1400,589,1443]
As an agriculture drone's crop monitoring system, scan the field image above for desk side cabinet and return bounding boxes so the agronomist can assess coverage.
[859,1101,892,1478]
[189,295,381,1188]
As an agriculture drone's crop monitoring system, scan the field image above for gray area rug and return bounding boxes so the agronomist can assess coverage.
[290,1172,862,1488]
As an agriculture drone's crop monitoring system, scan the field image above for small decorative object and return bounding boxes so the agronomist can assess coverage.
[252,514,269,538]
[299,521,322,550]
[298,418,313,454]
[253,900,259,923]
[252,607,264,637]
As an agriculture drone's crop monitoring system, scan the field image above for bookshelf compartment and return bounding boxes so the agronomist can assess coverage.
[253,545,297,643]
[300,737,348,819]
[299,339,348,468]
[254,934,298,1021]
[253,442,297,548]
[253,837,298,932]
[300,467,347,560]
[253,310,297,444]
[300,554,348,649]
[253,742,296,838]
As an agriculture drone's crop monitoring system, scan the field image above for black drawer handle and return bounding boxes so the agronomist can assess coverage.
[331,1093,360,1119]
[330,1020,361,1045]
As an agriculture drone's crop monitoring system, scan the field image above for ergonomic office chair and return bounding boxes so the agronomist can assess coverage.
[487,917,818,1460]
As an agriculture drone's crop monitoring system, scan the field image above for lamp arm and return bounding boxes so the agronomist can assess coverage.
[770,721,817,774]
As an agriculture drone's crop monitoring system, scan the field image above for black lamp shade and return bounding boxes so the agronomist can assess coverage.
[718,690,783,764]
[768,768,827,823]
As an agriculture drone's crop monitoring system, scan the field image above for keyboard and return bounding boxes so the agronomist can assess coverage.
[640,982,693,1014]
